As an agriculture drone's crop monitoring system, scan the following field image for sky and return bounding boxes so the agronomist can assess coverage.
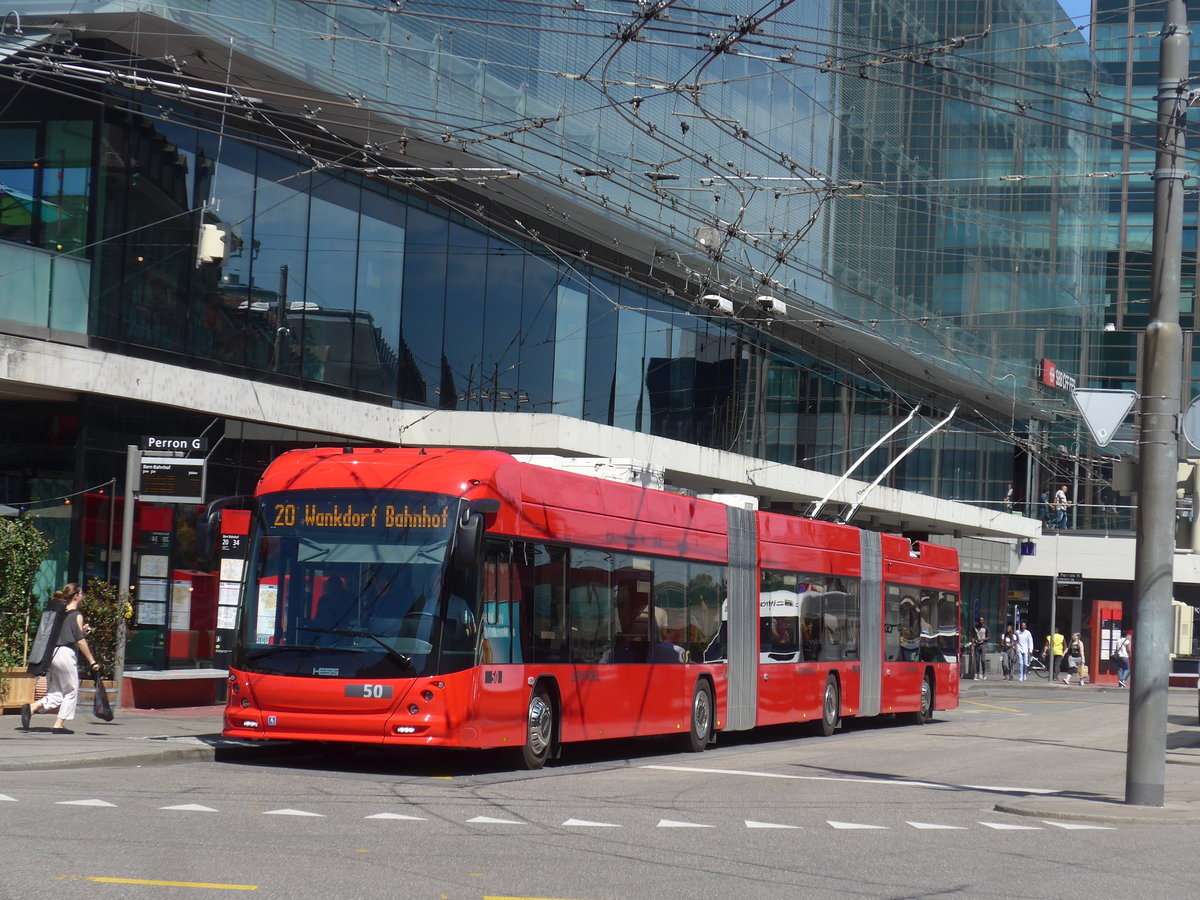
[1059,0,1092,25]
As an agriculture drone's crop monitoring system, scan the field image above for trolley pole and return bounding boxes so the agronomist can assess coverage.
[1127,0,1188,808]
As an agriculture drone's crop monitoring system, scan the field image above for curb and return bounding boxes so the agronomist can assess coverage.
[994,799,1200,826]
[0,737,282,773]
[0,743,218,773]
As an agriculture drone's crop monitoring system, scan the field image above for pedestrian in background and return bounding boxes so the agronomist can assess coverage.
[971,616,989,680]
[1052,485,1071,530]
[999,625,1017,681]
[1046,628,1065,678]
[20,583,101,734]
[1061,632,1085,686]
[1016,621,1035,680]
[1114,630,1131,687]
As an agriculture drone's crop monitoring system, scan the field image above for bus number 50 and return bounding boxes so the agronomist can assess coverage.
[345,684,393,699]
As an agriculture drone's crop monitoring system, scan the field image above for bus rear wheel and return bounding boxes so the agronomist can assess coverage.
[520,687,555,770]
[820,675,840,737]
[683,681,713,753]
[909,674,934,725]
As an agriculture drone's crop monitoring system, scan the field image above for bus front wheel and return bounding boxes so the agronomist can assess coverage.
[820,675,840,737]
[683,680,713,753]
[520,687,555,770]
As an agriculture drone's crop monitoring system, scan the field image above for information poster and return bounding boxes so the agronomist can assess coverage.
[219,581,241,606]
[255,584,278,643]
[137,602,167,626]
[170,580,192,630]
[138,578,168,604]
[139,555,169,578]
[220,558,245,582]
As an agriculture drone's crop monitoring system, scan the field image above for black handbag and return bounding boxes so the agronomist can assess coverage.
[92,676,115,722]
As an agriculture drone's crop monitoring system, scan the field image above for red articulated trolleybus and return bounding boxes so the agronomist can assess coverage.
[223,447,960,768]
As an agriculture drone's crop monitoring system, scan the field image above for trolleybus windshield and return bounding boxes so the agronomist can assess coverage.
[235,489,478,679]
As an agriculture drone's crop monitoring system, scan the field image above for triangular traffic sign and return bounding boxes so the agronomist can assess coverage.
[1072,389,1137,447]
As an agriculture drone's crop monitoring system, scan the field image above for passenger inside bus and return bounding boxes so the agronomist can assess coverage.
[312,575,357,637]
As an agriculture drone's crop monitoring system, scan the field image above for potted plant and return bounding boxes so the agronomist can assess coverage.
[0,516,50,709]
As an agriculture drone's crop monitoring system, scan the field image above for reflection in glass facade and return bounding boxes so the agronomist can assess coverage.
[0,1,1106,511]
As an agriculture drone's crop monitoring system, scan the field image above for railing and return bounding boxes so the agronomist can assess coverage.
[0,242,90,336]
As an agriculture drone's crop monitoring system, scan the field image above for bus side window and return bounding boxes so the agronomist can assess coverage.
[612,554,650,663]
[937,591,959,663]
[918,591,938,662]
[568,549,615,664]
[481,540,515,665]
[800,591,822,662]
[527,544,567,663]
[883,585,901,661]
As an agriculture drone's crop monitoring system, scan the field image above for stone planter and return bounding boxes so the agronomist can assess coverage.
[0,669,37,712]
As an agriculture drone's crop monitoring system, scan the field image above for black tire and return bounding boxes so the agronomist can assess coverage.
[520,686,555,770]
[909,673,934,725]
[683,681,713,753]
[820,675,840,737]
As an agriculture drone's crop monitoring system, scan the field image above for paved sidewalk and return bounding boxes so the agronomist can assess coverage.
[0,704,239,772]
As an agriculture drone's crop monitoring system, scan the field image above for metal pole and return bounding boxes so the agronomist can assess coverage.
[114,446,139,709]
[1071,423,1081,530]
[1127,0,1188,808]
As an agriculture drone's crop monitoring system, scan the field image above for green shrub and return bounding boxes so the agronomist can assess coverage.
[0,517,51,693]
[79,579,132,681]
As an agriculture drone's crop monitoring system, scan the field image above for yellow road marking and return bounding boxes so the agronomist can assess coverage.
[961,699,1022,713]
[85,876,257,891]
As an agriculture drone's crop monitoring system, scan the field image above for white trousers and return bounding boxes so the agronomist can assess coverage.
[41,645,80,721]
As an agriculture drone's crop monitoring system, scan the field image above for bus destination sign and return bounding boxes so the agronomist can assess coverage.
[271,502,452,531]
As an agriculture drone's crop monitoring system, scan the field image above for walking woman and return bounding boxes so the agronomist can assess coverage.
[20,583,101,734]
[1114,630,1132,687]
[1061,631,1086,686]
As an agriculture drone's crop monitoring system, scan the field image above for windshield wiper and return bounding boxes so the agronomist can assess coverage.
[296,626,416,674]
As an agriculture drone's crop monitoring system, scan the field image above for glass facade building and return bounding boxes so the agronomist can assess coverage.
[0,1,1115,658]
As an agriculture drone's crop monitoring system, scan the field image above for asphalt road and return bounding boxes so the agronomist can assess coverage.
[2,682,1197,899]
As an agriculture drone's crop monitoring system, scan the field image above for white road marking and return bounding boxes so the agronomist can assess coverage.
[643,764,1057,795]
[1042,820,1117,830]
[963,784,1057,794]
[263,808,324,817]
[979,821,1043,830]
[160,803,217,812]
[467,815,524,825]
[745,820,800,829]
[0,794,16,802]
[657,819,713,828]
[562,818,620,827]
[906,821,967,830]
[366,812,427,820]
[828,821,888,830]
[56,799,116,807]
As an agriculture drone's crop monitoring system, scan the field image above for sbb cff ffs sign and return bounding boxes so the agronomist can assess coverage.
[1039,359,1077,392]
